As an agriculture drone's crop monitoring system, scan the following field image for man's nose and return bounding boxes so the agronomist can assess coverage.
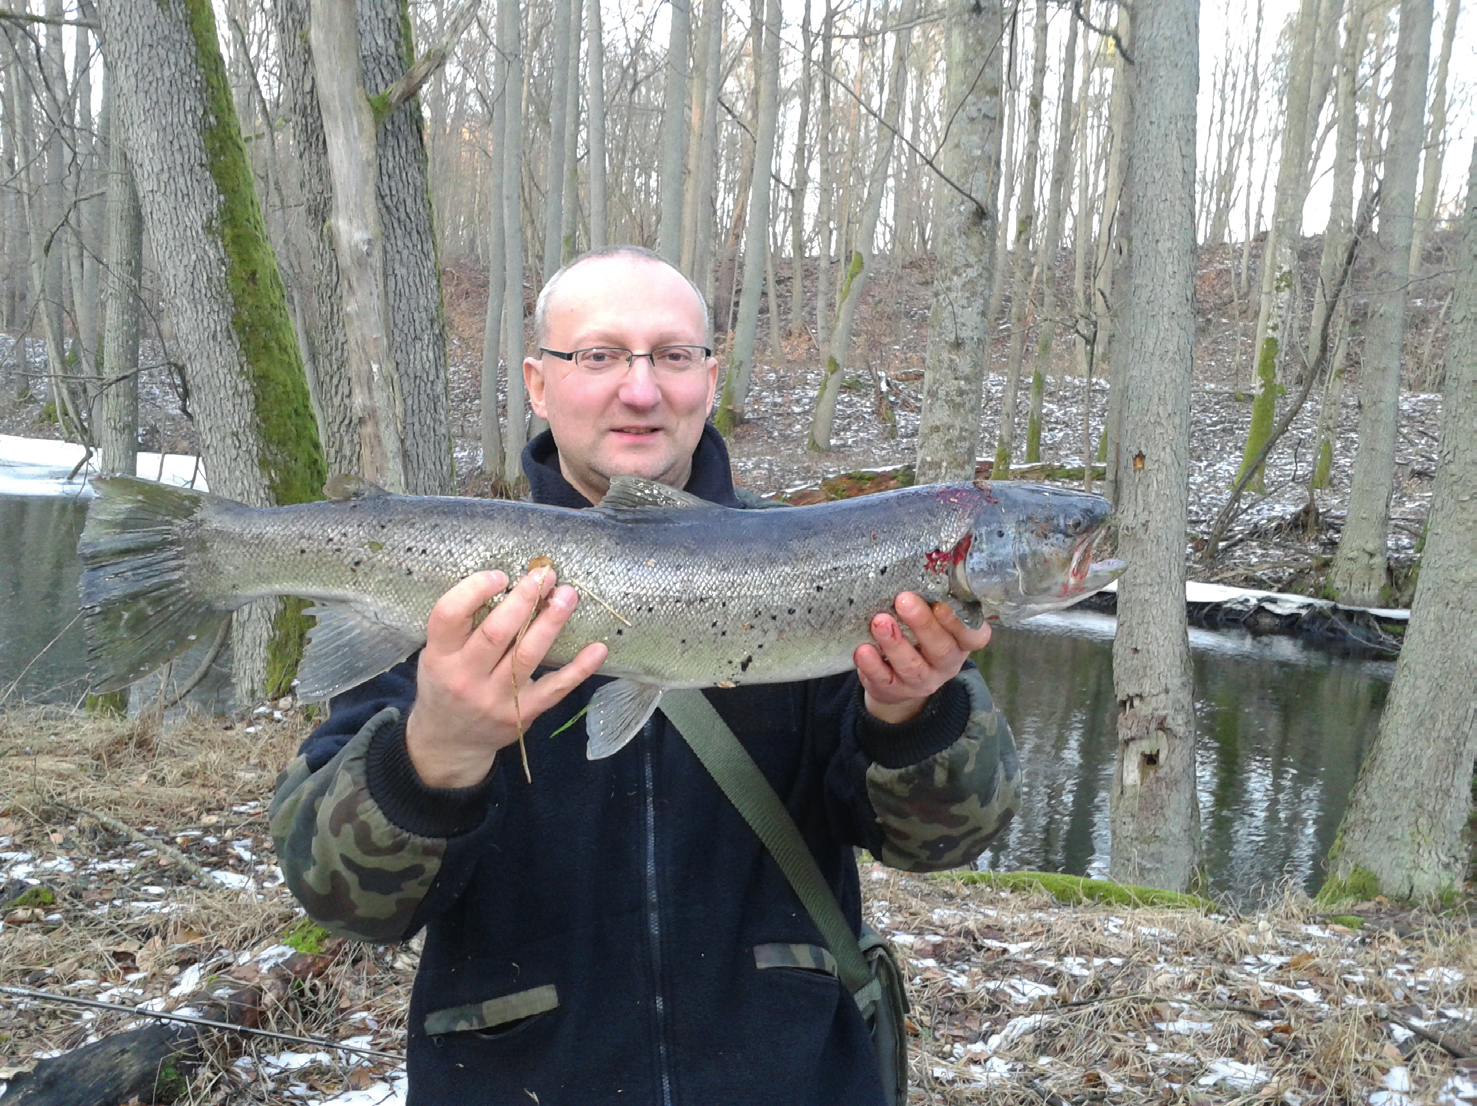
[617,355,661,407]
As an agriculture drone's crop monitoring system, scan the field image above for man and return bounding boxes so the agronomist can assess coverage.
[271,246,1020,1105]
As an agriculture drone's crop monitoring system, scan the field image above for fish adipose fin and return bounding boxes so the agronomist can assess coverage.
[586,679,664,759]
[78,476,231,693]
[323,474,391,501]
[595,476,714,513]
[298,604,424,701]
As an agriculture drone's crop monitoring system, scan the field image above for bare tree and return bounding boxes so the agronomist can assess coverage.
[1327,0,1433,607]
[1321,143,1477,903]
[586,0,608,249]
[1110,0,1200,891]
[913,0,1002,483]
[715,0,782,432]
[96,0,326,701]
[658,0,691,261]
[808,0,914,452]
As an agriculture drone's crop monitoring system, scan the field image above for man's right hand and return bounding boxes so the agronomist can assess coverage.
[404,569,608,788]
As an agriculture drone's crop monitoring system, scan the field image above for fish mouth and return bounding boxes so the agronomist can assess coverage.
[1065,531,1125,596]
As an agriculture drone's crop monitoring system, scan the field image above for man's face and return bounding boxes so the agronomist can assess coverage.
[525,256,720,504]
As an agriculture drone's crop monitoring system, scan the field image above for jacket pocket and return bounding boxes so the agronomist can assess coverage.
[752,942,838,977]
[424,983,560,1037]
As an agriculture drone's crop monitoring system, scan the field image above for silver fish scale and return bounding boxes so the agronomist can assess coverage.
[190,488,981,690]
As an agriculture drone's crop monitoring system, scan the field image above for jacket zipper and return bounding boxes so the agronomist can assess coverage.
[643,722,675,1106]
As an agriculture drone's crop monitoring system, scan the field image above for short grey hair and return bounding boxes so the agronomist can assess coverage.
[533,245,710,349]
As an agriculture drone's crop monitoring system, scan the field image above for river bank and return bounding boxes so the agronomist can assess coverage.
[0,705,1473,1105]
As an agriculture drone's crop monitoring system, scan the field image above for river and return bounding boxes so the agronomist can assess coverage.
[0,488,1392,905]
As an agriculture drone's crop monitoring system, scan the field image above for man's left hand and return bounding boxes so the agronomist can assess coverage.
[855,593,992,724]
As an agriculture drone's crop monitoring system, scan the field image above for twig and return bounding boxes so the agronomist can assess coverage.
[157,616,232,713]
[563,578,632,626]
[1378,1004,1475,1059]
[0,985,403,1062]
[53,801,212,883]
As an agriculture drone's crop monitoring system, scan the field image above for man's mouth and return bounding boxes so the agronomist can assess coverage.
[613,427,659,436]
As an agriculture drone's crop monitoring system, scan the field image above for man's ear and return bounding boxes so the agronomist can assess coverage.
[525,357,548,419]
[705,355,720,412]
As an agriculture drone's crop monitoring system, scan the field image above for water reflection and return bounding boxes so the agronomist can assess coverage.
[0,493,91,704]
[975,612,1393,905]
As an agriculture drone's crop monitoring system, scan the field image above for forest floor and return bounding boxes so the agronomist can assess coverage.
[2,706,1475,1106]
[0,232,1458,605]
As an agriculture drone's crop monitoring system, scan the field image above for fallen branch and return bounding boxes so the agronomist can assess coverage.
[0,951,374,1105]
[54,802,212,884]
[1377,1005,1475,1060]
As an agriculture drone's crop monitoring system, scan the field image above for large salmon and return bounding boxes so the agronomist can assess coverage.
[78,475,1123,756]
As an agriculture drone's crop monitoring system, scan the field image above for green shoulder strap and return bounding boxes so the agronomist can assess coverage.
[659,689,879,1015]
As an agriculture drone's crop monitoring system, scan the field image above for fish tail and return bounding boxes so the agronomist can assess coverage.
[78,476,230,693]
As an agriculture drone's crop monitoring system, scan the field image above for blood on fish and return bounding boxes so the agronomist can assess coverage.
[924,532,973,574]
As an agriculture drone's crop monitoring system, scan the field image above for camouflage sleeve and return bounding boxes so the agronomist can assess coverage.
[864,667,1021,872]
[270,707,474,942]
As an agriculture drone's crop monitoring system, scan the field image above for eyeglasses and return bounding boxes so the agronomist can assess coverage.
[539,345,713,375]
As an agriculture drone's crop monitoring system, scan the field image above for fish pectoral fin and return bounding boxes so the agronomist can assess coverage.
[296,603,423,701]
[585,679,664,759]
[596,476,715,512]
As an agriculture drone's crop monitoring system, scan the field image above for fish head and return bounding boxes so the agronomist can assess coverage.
[951,482,1126,623]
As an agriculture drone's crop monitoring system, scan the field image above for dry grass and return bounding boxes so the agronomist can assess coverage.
[3,705,1475,1104]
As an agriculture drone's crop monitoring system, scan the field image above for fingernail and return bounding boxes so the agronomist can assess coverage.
[550,585,577,610]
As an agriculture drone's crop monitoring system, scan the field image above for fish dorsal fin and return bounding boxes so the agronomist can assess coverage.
[323,475,391,501]
[585,679,664,759]
[598,476,709,512]
[296,603,423,701]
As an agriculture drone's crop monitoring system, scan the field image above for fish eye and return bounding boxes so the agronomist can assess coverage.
[1069,516,1084,534]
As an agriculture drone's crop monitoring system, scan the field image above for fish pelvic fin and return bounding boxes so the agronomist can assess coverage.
[586,679,664,759]
[297,603,424,701]
[77,476,230,693]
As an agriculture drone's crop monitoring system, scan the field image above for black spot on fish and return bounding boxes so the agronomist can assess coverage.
[616,628,623,636]
[997,530,1005,538]
[353,559,361,567]
[299,548,305,554]
[770,614,778,621]
[720,630,727,637]
[711,621,719,628]
[740,655,752,672]
[848,598,855,606]
[815,584,824,592]
[787,608,795,615]
[878,567,887,576]
[405,568,413,576]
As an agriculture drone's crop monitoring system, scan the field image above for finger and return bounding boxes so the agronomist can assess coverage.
[852,643,898,693]
[522,641,609,717]
[424,570,509,655]
[868,612,930,687]
[932,601,993,652]
[502,584,582,683]
[891,592,959,664]
[465,568,556,663]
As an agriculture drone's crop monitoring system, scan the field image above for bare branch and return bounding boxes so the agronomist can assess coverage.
[378,0,481,117]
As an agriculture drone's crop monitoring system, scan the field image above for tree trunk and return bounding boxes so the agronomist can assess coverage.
[788,0,812,339]
[480,21,507,484]
[361,0,455,495]
[586,0,608,250]
[1024,9,1078,465]
[95,106,142,479]
[542,0,574,280]
[1409,0,1458,271]
[1321,144,1477,902]
[808,0,913,452]
[1327,0,1433,607]
[499,0,528,484]
[913,0,1001,484]
[680,0,722,278]
[658,0,690,261]
[273,0,358,480]
[311,0,406,491]
[714,0,782,432]
[1097,1,1134,506]
[992,0,1049,478]
[1237,0,1323,491]
[1309,0,1364,491]
[97,0,327,703]
[813,0,835,356]
[560,0,583,262]
[1110,0,1200,892]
